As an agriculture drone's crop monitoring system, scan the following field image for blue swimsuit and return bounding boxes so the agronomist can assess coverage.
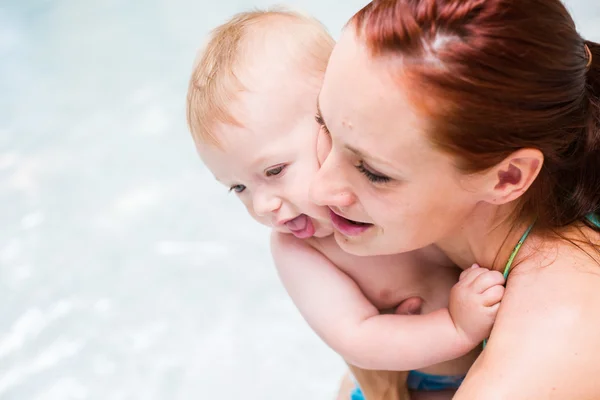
[350,370,464,400]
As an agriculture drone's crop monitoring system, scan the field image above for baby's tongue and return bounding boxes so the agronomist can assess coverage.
[285,214,308,231]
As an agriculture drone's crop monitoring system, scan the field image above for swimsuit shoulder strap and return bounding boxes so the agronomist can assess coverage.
[483,222,535,349]
[485,215,596,349]
[586,213,600,228]
[503,214,600,278]
[502,222,535,279]
[504,214,599,277]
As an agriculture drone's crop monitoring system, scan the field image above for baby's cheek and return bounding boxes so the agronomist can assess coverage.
[243,201,267,226]
[316,129,332,167]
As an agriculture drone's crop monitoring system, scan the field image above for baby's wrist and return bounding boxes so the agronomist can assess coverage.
[455,326,481,353]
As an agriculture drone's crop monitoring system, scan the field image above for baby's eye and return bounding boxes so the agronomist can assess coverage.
[229,184,246,194]
[265,165,286,177]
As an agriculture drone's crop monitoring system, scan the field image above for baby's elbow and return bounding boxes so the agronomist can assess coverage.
[344,356,378,370]
[343,353,383,370]
[334,332,379,370]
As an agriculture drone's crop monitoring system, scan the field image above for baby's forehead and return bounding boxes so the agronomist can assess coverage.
[201,121,277,160]
[237,27,326,95]
[227,71,319,132]
[241,49,321,95]
[198,123,292,179]
[187,10,333,150]
[195,132,249,180]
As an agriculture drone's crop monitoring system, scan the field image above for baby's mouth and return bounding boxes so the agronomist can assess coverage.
[284,214,316,239]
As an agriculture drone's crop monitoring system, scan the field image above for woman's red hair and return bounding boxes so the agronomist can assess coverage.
[351,0,600,230]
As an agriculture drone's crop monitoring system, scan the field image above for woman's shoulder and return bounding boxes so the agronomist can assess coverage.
[500,229,600,324]
[512,227,600,277]
[457,234,600,399]
[497,230,600,333]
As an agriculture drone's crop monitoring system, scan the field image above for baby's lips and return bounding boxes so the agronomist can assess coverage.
[285,214,308,231]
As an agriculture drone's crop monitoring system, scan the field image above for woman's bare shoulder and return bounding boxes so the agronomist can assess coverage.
[506,236,600,311]
[501,246,600,332]
[455,241,600,399]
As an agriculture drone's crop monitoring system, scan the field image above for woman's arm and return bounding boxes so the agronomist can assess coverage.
[454,260,600,399]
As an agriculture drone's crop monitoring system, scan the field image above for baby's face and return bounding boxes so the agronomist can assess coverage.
[199,65,333,239]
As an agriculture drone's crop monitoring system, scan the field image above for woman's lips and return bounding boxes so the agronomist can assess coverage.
[329,209,373,236]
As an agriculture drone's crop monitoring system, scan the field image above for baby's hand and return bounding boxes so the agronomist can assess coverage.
[449,264,505,345]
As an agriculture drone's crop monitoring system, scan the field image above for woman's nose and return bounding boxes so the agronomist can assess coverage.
[309,150,356,208]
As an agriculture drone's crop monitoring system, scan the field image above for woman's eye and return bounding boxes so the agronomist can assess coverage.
[356,161,391,183]
[265,165,285,177]
[229,184,246,193]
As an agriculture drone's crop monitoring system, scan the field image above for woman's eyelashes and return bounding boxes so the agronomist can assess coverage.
[356,161,391,183]
[315,113,330,136]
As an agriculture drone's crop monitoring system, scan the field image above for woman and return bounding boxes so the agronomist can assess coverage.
[311,0,600,398]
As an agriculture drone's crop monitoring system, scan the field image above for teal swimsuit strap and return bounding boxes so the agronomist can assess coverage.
[586,213,600,228]
[504,213,600,277]
[484,213,598,348]
[482,221,535,349]
[502,222,535,279]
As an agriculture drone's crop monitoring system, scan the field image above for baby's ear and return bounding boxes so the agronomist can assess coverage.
[316,128,332,167]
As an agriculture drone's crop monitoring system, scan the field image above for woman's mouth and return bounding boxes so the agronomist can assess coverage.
[329,209,373,236]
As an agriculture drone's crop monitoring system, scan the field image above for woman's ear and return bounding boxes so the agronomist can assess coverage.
[480,148,544,205]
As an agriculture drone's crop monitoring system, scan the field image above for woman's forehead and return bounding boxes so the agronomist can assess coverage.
[321,31,411,119]
[319,31,440,169]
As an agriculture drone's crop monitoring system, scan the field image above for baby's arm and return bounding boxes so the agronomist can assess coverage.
[271,232,504,371]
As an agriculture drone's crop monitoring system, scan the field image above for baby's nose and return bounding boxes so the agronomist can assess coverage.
[253,193,282,217]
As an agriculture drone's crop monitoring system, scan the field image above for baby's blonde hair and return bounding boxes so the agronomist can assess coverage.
[186,7,335,146]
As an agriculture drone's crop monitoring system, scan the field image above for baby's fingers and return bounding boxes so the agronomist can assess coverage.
[472,270,505,293]
[481,284,505,307]
[459,264,488,285]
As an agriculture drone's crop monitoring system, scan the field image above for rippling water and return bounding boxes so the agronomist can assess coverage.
[0,0,598,399]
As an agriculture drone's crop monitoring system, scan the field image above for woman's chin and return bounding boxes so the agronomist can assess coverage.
[332,229,379,256]
[333,228,417,256]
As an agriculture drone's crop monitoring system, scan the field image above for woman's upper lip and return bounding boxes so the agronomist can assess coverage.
[329,207,348,219]
[329,207,369,224]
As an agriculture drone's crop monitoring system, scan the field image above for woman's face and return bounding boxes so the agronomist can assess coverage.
[310,29,486,256]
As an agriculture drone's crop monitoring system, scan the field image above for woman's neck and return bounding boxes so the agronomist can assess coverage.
[436,203,534,272]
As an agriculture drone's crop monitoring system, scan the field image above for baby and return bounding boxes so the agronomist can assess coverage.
[187,9,505,399]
